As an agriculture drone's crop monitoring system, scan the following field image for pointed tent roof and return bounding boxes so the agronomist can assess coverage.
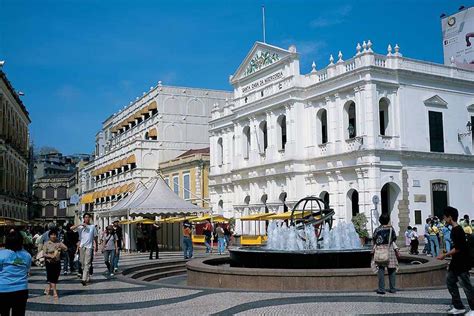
[114,176,204,216]
[103,181,149,216]
[230,41,296,84]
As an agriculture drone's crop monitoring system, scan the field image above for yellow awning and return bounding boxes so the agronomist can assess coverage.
[119,184,128,193]
[126,155,136,164]
[81,193,94,204]
[148,128,157,138]
[189,215,229,223]
[239,212,276,221]
[265,211,305,220]
[147,101,157,111]
[165,216,199,223]
[127,182,135,192]
[119,219,131,224]
[140,106,150,115]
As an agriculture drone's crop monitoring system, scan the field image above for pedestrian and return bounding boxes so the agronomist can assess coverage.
[101,225,118,277]
[442,221,453,253]
[63,223,79,275]
[71,213,98,286]
[149,222,160,260]
[372,213,399,295]
[216,223,226,254]
[182,221,193,259]
[112,219,123,273]
[463,216,473,235]
[404,226,412,249]
[136,223,145,252]
[203,219,213,253]
[410,227,419,255]
[224,224,232,249]
[422,218,431,255]
[437,206,474,315]
[0,230,31,316]
[42,229,68,299]
[428,219,440,257]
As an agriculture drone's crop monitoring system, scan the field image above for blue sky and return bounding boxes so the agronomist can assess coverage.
[0,0,469,154]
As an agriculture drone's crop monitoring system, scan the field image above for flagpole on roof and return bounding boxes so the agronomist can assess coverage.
[262,5,266,43]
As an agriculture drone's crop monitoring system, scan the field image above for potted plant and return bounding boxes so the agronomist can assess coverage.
[352,213,369,245]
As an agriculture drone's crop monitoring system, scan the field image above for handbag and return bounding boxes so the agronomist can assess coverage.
[374,226,393,266]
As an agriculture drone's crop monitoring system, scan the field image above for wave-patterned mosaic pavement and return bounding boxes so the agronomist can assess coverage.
[26,251,472,315]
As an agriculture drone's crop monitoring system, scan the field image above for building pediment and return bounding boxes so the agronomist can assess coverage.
[423,95,448,108]
[230,42,295,84]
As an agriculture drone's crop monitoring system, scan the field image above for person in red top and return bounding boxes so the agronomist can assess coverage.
[203,220,213,253]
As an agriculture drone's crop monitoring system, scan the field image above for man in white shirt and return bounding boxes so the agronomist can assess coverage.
[71,213,98,286]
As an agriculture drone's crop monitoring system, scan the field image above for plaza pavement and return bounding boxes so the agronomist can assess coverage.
[26,250,472,315]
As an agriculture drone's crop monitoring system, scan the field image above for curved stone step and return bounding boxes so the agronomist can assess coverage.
[131,263,186,279]
[142,269,187,282]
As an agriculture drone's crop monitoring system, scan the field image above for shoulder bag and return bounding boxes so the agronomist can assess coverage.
[374,226,392,266]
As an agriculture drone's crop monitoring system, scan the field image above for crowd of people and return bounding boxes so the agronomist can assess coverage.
[403,213,474,258]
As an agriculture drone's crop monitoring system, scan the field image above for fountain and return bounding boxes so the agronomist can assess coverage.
[228,196,372,269]
[186,196,448,291]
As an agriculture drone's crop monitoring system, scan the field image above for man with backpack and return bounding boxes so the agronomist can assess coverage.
[437,206,474,315]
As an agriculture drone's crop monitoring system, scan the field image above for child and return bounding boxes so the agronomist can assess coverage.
[410,227,419,255]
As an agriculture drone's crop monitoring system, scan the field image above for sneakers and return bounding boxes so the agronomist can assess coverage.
[114,268,118,273]
[447,307,466,314]
[376,290,386,295]
[81,280,87,286]
[109,273,114,277]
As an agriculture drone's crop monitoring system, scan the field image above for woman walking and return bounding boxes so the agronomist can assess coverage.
[42,229,67,299]
[372,213,399,295]
[101,225,118,276]
[0,230,32,316]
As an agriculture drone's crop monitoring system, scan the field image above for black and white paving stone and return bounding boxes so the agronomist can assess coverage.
[26,251,471,315]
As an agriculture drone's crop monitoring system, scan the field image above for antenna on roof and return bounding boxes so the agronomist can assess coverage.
[262,5,266,43]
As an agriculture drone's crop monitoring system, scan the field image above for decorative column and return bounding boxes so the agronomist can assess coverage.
[397,169,410,244]
[362,83,378,149]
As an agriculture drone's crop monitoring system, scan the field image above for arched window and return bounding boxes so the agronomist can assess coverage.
[57,186,67,199]
[242,126,251,159]
[379,98,390,136]
[344,101,357,139]
[218,200,224,213]
[34,187,42,199]
[317,109,328,144]
[347,189,359,217]
[277,115,287,151]
[217,137,223,166]
[45,186,55,199]
[279,192,288,212]
[45,204,55,217]
[258,121,268,154]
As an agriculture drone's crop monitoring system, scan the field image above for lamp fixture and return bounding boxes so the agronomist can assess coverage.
[457,121,472,142]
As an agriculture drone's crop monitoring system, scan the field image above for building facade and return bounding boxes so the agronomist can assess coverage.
[159,147,210,208]
[33,174,74,225]
[209,41,474,236]
[85,82,231,225]
[0,70,31,221]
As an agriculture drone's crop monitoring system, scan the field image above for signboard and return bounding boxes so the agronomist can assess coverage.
[70,193,80,205]
[241,71,284,94]
[441,7,474,70]
[59,200,68,209]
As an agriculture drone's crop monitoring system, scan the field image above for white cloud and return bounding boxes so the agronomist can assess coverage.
[281,39,327,57]
[309,5,352,28]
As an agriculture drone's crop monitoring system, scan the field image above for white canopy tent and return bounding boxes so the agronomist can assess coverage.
[100,176,206,250]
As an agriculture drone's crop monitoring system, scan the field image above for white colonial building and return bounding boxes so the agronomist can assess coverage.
[81,82,231,227]
[209,41,474,235]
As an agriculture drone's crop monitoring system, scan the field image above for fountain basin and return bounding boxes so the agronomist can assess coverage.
[229,246,372,269]
[186,254,448,291]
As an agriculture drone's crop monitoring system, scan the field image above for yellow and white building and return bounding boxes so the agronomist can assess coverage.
[81,82,231,227]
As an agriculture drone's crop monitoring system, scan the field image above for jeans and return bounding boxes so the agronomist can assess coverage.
[377,267,396,292]
[79,247,93,282]
[103,250,115,273]
[447,270,474,310]
[225,235,230,248]
[204,236,212,253]
[113,249,121,270]
[428,235,440,257]
[445,239,452,253]
[183,237,193,259]
[218,237,226,254]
